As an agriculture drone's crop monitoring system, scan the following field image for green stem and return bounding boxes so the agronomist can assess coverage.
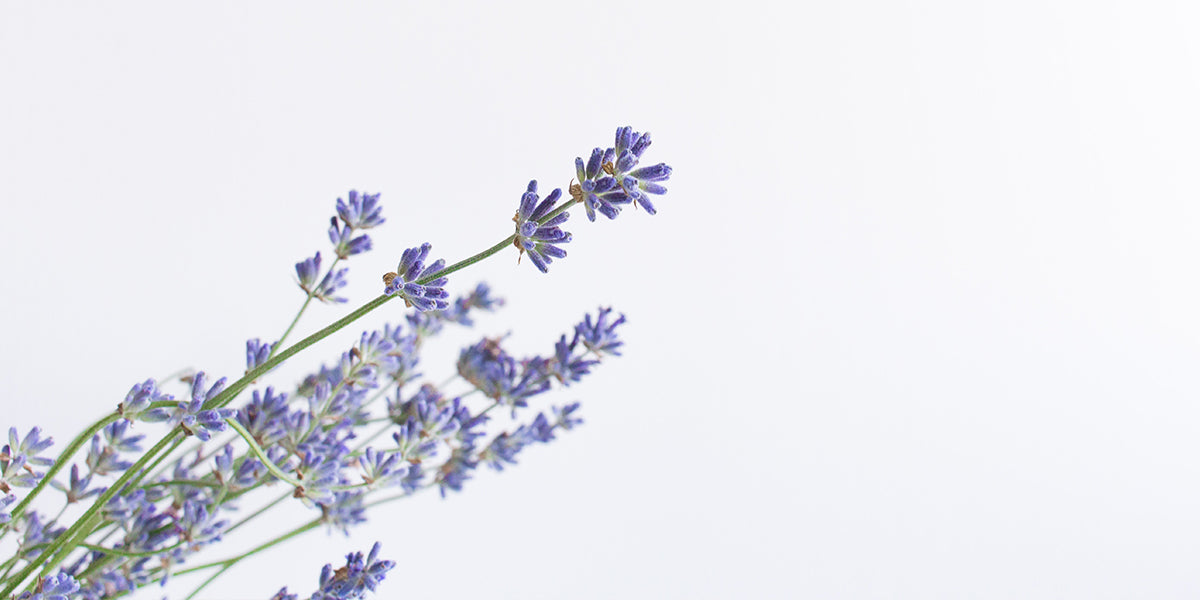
[420,236,515,284]
[269,252,341,364]
[203,294,395,413]
[1,431,181,597]
[225,420,303,489]
[3,223,548,595]
[223,491,290,535]
[1,413,121,539]
[350,422,395,453]
[78,540,186,559]
[271,294,316,361]
[128,436,185,491]
[184,562,234,600]
[169,518,320,579]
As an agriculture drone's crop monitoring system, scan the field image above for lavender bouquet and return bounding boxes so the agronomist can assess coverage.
[0,126,672,600]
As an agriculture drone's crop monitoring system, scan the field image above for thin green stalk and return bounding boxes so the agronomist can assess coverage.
[420,236,515,284]
[225,420,303,489]
[350,422,395,453]
[0,431,181,597]
[224,491,289,535]
[270,256,342,362]
[183,562,234,600]
[169,518,320,579]
[1,412,121,539]
[4,219,559,595]
[78,540,186,559]
[271,296,315,360]
[127,436,185,491]
[204,294,395,413]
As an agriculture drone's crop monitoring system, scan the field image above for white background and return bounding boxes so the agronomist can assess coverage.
[3,1,1200,598]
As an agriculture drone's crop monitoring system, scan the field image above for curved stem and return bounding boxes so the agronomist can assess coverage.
[225,420,303,490]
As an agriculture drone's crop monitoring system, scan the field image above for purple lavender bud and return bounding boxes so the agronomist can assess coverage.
[295,252,322,291]
[320,491,367,537]
[85,433,132,476]
[526,412,556,443]
[2,427,55,490]
[456,339,551,416]
[553,402,584,430]
[15,573,79,600]
[246,338,275,372]
[272,588,299,600]
[435,448,476,496]
[575,307,626,357]
[383,243,450,312]
[315,267,350,304]
[574,126,672,218]
[547,334,597,385]
[15,512,65,559]
[514,180,572,273]
[329,219,373,259]
[165,372,236,441]
[392,417,439,463]
[0,493,14,524]
[118,379,173,424]
[311,542,394,600]
[336,190,386,229]
[102,420,143,454]
[358,447,407,489]
[237,386,290,447]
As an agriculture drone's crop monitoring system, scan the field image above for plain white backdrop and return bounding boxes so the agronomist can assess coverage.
[3,1,1200,598]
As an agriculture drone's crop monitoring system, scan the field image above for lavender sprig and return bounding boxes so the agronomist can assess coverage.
[0,126,670,600]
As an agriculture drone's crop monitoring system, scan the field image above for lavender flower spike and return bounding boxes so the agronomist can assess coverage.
[571,126,672,219]
[513,180,571,273]
[14,572,80,600]
[336,190,385,229]
[311,542,395,600]
[382,243,450,311]
[164,372,237,441]
[296,252,350,304]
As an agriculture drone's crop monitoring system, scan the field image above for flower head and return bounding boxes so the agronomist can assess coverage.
[575,307,627,357]
[336,190,385,230]
[14,573,80,600]
[1,427,55,491]
[311,542,394,600]
[572,126,672,220]
[296,252,350,304]
[329,219,373,259]
[165,372,237,441]
[382,243,450,312]
[513,180,571,273]
[118,379,173,424]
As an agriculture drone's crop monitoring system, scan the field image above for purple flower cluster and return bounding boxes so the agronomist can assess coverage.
[0,129,661,598]
[382,243,449,311]
[571,126,673,221]
[273,542,394,600]
[513,180,571,273]
[294,190,384,304]
[1,427,54,493]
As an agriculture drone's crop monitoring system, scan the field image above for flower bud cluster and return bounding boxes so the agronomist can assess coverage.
[0,128,664,599]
